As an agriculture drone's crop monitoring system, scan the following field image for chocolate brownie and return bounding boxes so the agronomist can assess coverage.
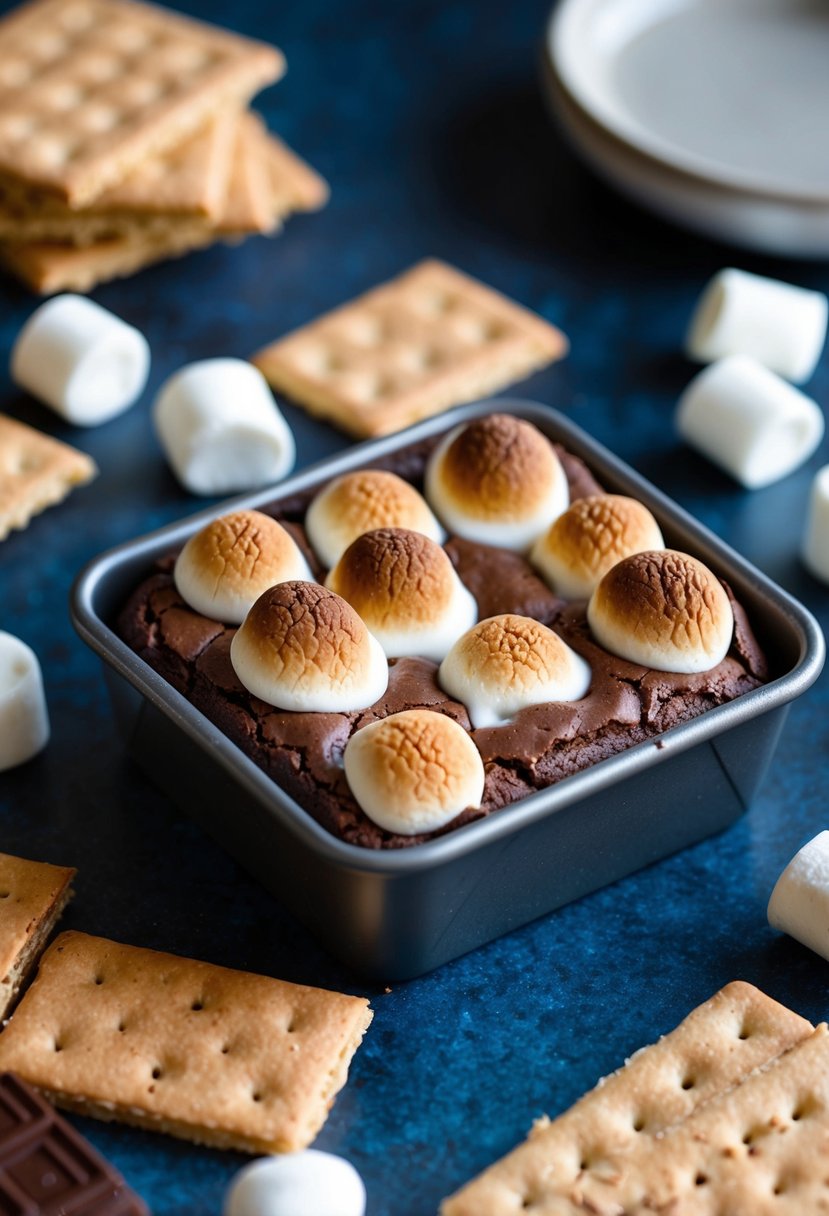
[118,440,768,850]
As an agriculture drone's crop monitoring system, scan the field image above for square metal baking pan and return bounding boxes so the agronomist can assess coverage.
[71,400,825,981]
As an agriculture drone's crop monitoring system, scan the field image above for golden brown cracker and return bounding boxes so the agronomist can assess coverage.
[0,110,240,244]
[0,414,97,539]
[0,930,373,1154]
[0,0,283,206]
[441,982,814,1215]
[0,851,75,1019]
[564,1024,829,1215]
[252,259,568,439]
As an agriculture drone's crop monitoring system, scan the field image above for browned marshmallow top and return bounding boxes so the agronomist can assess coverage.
[533,495,664,598]
[436,413,561,520]
[305,468,441,567]
[237,581,370,685]
[588,549,734,672]
[174,509,308,620]
[328,528,457,627]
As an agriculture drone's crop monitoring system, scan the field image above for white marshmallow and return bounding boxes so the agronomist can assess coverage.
[686,268,828,384]
[223,1151,366,1216]
[768,832,829,962]
[676,355,825,489]
[10,295,150,426]
[0,632,49,771]
[802,464,829,584]
[153,359,295,496]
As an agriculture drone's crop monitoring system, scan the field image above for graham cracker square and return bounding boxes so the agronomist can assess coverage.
[252,259,568,439]
[0,0,284,206]
[0,414,97,539]
[0,931,373,1154]
[0,851,75,1019]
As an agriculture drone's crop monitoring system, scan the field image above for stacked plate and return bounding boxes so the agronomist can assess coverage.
[543,0,829,258]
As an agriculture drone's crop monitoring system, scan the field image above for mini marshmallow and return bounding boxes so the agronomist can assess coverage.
[531,494,664,600]
[676,355,824,489]
[588,550,733,674]
[439,615,591,729]
[344,709,485,835]
[686,268,828,384]
[768,831,829,963]
[223,1150,366,1216]
[174,510,312,624]
[425,414,569,552]
[230,581,388,712]
[326,527,477,661]
[0,632,49,771]
[305,469,445,569]
[802,464,829,584]
[153,359,295,496]
[11,294,150,426]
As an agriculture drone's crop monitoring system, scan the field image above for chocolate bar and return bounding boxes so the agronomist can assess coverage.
[0,1072,148,1215]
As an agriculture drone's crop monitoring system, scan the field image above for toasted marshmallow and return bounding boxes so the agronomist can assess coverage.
[425,414,568,551]
[439,614,591,728]
[174,510,312,624]
[305,470,445,569]
[588,550,733,673]
[223,1151,366,1216]
[531,495,664,599]
[230,581,388,712]
[344,709,485,835]
[326,528,477,661]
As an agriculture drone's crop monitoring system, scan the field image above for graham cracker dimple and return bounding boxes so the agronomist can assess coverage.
[0,931,373,1154]
[0,0,284,207]
[0,414,97,539]
[0,852,75,1019]
[440,982,815,1216]
[251,259,568,439]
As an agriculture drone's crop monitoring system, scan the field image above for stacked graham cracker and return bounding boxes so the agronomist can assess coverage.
[0,0,328,293]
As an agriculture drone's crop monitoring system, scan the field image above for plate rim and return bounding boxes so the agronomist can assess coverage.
[548,0,829,205]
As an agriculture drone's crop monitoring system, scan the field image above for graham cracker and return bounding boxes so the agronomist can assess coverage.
[261,125,329,220]
[0,125,330,293]
[0,931,373,1154]
[441,982,814,1216]
[0,0,284,207]
[558,1024,829,1215]
[214,111,278,237]
[0,110,240,244]
[0,852,75,1019]
[251,259,568,439]
[0,414,97,539]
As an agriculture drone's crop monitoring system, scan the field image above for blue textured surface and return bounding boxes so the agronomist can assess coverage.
[2,0,829,1212]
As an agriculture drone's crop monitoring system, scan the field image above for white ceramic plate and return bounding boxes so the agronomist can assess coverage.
[545,0,829,256]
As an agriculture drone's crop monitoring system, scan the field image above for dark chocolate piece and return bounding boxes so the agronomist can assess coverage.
[0,1072,149,1215]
